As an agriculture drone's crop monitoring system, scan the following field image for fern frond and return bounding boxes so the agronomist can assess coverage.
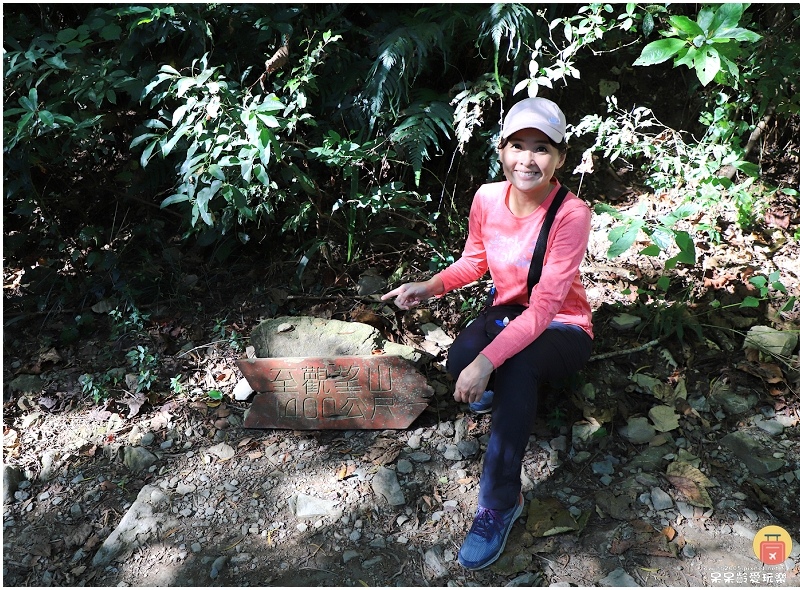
[478,3,538,59]
[450,73,504,152]
[390,99,454,186]
[361,20,448,129]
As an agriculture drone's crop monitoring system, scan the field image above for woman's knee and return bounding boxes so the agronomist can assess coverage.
[446,320,491,378]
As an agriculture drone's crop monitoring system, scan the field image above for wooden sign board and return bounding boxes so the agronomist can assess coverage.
[237,356,433,430]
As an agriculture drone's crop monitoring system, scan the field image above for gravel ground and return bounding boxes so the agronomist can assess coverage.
[3,350,799,587]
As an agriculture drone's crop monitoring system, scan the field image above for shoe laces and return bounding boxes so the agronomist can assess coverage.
[469,507,504,540]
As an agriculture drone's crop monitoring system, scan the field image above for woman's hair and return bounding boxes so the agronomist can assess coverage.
[498,135,567,155]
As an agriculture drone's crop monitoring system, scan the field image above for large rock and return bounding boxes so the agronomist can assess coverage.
[744,326,798,358]
[720,431,785,475]
[3,464,24,503]
[250,316,422,363]
[92,485,177,566]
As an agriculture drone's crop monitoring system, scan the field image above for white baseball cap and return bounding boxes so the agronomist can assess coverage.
[500,97,567,143]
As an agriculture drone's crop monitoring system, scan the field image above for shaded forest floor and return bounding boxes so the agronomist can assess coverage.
[3,170,800,586]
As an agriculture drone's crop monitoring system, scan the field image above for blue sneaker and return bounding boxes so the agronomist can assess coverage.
[458,493,524,570]
[469,389,494,414]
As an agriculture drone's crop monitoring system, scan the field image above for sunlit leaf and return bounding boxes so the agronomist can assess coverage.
[633,38,686,66]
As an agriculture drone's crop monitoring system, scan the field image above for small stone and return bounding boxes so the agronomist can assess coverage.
[683,544,697,558]
[206,443,235,461]
[294,493,338,519]
[651,487,674,511]
[140,432,155,446]
[423,546,448,578]
[733,522,756,540]
[371,466,405,506]
[619,417,656,445]
[550,436,568,452]
[676,501,695,519]
[572,451,591,464]
[70,503,83,518]
[508,572,540,586]
[456,439,480,458]
[2,465,24,504]
[210,555,227,579]
[362,556,383,569]
[599,567,639,587]
[744,326,798,358]
[610,313,642,331]
[176,483,196,495]
[743,508,758,522]
[232,378,254,401]
[720,431,785,475]
[396,459,413,474]
[343,550,359,563]
[123,446,158,473]
[443,445,463,461]
[755,418,784,436]
[591,459,615,475]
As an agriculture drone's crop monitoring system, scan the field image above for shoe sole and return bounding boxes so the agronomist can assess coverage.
[470,407,492,414]
[458,495,524,570]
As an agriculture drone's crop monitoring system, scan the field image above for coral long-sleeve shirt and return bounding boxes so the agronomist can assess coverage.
[436,179,593,368]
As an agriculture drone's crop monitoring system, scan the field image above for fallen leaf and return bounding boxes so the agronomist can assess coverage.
[662,526,677,541]
[526,497,581,537]
[649,405,680,432]
[736,361,785,384]
[666,461,716,488]
[124,392,147,419]
[666,461,714,508]
[336,463,356,481]
[64,522,93,548]
[215,369,234,383]
[83,535,100,551]
[3,428,19,448]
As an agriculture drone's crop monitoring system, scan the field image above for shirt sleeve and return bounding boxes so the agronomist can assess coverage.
[480,197,592,368]
[435,185,497,293]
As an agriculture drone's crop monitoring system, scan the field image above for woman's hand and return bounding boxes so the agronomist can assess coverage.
[453,354,494,404]
[381,277,443,310]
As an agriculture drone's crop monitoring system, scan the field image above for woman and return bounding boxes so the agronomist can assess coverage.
[382,97,593,570]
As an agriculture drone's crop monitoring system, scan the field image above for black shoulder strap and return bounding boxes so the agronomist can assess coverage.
[526,184,569,296]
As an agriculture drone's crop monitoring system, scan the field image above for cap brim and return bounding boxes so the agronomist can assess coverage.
[502,118,564,143]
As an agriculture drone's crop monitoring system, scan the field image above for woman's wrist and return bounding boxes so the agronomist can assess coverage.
[426,275,445,297]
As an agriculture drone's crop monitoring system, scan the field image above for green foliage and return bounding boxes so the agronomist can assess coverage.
[390,99,454,186]
[126,345,159,393]
[3,3,799,399]
[515,3,646,98]
[135,54,287,237]
[633,3,762,87]
[594,198,698,266]
[742,271,795,311]
[450,74,504,152]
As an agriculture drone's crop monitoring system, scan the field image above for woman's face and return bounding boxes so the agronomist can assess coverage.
[498,128,565,201]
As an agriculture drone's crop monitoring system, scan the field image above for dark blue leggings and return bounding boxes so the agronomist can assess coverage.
[447,317,593,510]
